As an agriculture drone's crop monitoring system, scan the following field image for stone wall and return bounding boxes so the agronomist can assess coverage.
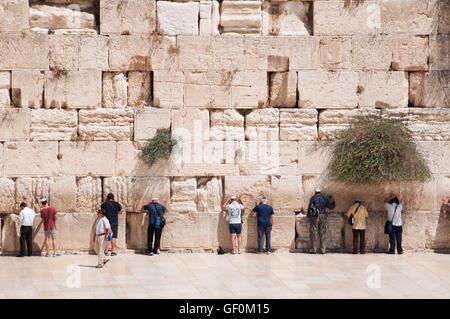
[0,0,448,253]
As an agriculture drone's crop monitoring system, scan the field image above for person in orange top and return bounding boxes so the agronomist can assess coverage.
[346,199,369,254]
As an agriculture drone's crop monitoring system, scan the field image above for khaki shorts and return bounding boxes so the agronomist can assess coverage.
[45,229,57,238]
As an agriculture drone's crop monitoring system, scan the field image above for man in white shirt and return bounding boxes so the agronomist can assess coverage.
[93,209,111,268]
[222,195,246,254]
[384,193,403,254]
[18,202,36,257]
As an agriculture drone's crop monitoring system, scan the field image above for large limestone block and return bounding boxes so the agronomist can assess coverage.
[29,4,96,30]
[271,176,302,213]
[128,72,151,106]
[318,37,352,69]
[45,70,102,108]
[231,71,267,108]
[0,72,10,89]
[103,176,134,212]
[184,71,231,108]
[380,0,438,35]
[269,72,297,107]
[102,72,128,108]
[49,176,76,213]
[197,177,222,213]
[410,71,449,107]
[30,109,77,141]
[0,90,10,107]
[157,1,199,35]
[172,108,210,146]
[131,177,170,212]
[78,108,134,140]
[178,36,245,71]
[134,108,171,141]
[125,212,149,249]
[60,142,116,176]
[224,175,271,208]
[429,35,449,70]
[270,214,296,249]
[298,142,331,175]
[0,0,29,31]
[210,109,244,141]
[279,109,318,141]
[245,109,279,141]
[402,212,427,250]
[298,71,358,108]
[49,35,79,71]
[0,214,20,253]
[0,178,15,214]
[76,176,101,212]
[392,36,429,71]
[352,36,393,70]
[245,36,290,71]
[0,143,3,176]
[15,177,50,213]
[416,141,450,173]
[5,142,58,177]
[153,71,184,107]
[290,36,320,70]
[11,70,44,108]
[170,178,197,213]
[262,1,311,36]
[0,108,30,142]
[0,33,49,69]
[199,1,220,36]
[314,0,382,36]
[439,0,450,34]
[358,71,409,108]
[79,35,109,70]
[220,1,261,34]
[425,211,450,249]
[100,0,156,35]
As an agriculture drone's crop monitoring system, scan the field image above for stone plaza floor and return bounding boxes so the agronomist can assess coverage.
[0,251,449,299]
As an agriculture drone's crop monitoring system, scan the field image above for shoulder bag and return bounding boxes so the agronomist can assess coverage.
[349,203,361,226]
[384,205,398,234]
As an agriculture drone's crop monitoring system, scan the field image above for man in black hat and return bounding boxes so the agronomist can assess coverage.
[100,193,123,256]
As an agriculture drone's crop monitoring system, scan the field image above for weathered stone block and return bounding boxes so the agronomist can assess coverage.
[49,176,76,212]
[184,71,231,108]
[45,71,102,108]
[245,109,279,141]
[49,35,79,71]
[290,36,319,70]
[410,71,449,107]
[220,1,261,34]
[429,35,449,70]
[279,109,318,141]
[170,178,197,213]
[0,108,30,142]
[262,1,311,36]
[199,0,220,36]
[103,176,134,212]
[102,72,127,108]
[197,177,222,213]
[298,142,331,175]
[162,213,212,249]
[231,71,267,108]
[16,177,49,213]
[0,0,29,31]
[76,176,101,212]
[100,0,156,35]
[79,35,109,70]
[128,72,151,107]
[318,37,352,69]
[131,177,170,212]
[157,1,199,35]
[60,142,116,176]
[352,36,393,70]
[78,108,134,141]
[298,71,358,108]
[5,142,58,177]
[245,36,290,71]
[0,143,3,176]
[224,175,271,208]
[172,108,210,147]
[11,70,44,108]
[0,90,10,108]
[30,4,96,30]
[0,178,15,214]
[134,108,171,141]
[0,72,10,89]
[416,141,450,173]
[31,109,77,141]
[271,176,302,213]
[269,72,297,107]
[439,0,450,34]
[358,71,409,108]
[425,210,450,249]
[0,33,49,69]
[153,71,184,107]
[210,109,244,141]
[392,36,429,71]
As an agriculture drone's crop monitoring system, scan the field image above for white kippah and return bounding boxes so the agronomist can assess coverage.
[315,189,321,193]
[230,196,237,200]
[40,198,47,203]
[152,197,158,201]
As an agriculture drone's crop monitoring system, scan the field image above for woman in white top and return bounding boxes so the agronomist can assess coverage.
[384,193,403,254]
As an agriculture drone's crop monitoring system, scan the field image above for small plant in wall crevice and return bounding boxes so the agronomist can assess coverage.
[140,130,177,168]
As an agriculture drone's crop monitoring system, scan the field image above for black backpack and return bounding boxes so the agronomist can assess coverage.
[307,198,320,217]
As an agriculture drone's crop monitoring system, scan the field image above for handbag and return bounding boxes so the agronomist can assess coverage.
[349,203,361,226]
[384,205,398,234]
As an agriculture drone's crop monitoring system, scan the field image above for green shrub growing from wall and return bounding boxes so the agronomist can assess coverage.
[329,115,432,184]
[140,131,177,168]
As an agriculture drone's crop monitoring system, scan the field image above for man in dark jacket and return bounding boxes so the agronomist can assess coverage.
[307,189,336,254]
[101,193,123,256]
[143,197,166,256]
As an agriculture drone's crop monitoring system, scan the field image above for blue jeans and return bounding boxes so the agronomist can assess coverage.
[389,225,403,253]
[257,225,272,252]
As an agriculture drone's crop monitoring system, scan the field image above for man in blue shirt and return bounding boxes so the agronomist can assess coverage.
[307,189,336,254]
[250,198,275,254]
[143,197,166,256]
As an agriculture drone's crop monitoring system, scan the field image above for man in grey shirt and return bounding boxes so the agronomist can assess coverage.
[222,195,246,254]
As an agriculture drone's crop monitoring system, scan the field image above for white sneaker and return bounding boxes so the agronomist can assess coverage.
[232,250,237,254]
[238,250,242,254]
[267,251,271,254]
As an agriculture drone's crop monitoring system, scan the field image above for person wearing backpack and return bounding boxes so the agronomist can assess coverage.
[346,199,369,254]
[100,193,123,256]
[384,193,403,254]
[143,197,166,256]
[306,189,336,254]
